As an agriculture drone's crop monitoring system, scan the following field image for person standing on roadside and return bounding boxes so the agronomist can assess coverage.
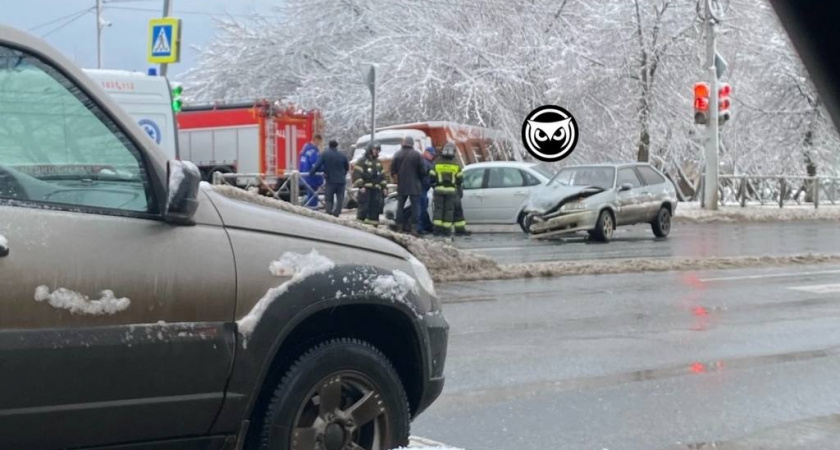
[390,136,425,235]
[310,139,349,217]
[299,134,324,209]
[353,141,388,226]
[417,146,437,234]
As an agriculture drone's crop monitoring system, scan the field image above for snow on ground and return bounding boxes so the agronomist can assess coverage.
[404,436,465,449]
[675,202,840,223]
[237,250,335,346]
[435,253,840,283]
[33,285,130,315]
[212,185,498,281]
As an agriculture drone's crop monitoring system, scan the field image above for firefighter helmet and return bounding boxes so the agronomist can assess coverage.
[366,140,381,153]
[442,142,456,158]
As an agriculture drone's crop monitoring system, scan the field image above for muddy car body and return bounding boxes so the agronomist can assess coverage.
[0,25,447,450]
[525,163,678,242]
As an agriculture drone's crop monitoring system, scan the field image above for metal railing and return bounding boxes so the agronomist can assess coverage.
[211,170,395,208]
[706,175,840,208]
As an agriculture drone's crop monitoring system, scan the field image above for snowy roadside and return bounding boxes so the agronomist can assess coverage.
[211,185,499,281]
[211,187,840,283]
[675,202,840,223]
[435,253,840,283]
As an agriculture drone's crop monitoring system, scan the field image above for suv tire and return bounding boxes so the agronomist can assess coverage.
[256,338,410,450]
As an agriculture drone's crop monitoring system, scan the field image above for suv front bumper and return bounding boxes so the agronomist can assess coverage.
[414,309,449,417]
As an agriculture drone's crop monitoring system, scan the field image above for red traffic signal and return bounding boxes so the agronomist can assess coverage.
[694,82,710,124]
[718,82,732,124]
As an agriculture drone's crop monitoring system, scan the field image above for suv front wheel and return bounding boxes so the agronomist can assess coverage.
[257,338,410,450]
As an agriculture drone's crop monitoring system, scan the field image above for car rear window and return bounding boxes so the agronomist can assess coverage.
[637,166,666,185]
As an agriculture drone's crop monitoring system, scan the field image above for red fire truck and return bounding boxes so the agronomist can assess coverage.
[176,101,323,183]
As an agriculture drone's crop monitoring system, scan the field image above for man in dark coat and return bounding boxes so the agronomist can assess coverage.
[390,136,426,235]
[310,139,349,217]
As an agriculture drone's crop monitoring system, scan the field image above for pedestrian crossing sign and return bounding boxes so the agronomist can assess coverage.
[147,18,181,64]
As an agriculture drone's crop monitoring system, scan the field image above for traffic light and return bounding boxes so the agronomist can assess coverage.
[718,82,731,125]
[693,82,710,125]
[171,84,183,113]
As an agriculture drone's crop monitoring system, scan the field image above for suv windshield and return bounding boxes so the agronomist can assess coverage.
[549,166,615,190]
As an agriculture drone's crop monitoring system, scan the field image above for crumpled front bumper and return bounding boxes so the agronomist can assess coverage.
[529,209,599,236]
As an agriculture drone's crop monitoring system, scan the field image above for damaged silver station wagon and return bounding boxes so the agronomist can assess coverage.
[524,163,678,242]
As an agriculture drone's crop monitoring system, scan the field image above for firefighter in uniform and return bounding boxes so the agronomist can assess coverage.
[353,141,388,226]
[429,142,462,236]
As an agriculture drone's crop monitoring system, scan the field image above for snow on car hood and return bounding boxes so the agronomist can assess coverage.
[524,184,605,214]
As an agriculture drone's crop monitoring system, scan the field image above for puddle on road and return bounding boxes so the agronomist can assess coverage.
[436,346,840,412]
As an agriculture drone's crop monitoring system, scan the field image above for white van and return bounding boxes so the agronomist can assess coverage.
[82,69,178,160]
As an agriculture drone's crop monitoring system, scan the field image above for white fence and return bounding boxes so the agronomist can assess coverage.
[707,175,840,208]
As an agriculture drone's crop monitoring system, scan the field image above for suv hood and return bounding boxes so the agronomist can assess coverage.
[203,187,410,260]
[525,184,605,214]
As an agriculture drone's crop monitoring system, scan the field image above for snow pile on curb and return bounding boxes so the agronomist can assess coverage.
[238,250,335,345]
[675,202,840,223]
[34,285,131,315]
[211,185,499,280]
[435,253,840,283]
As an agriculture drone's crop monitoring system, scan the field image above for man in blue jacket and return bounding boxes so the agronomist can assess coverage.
[299,134,323,208]
[310,140,349,217]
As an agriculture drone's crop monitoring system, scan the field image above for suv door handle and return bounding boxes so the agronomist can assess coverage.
[0,245,8,258]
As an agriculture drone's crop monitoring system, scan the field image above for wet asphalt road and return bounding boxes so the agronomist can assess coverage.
[452,222,840,264]
[412,264,840,450]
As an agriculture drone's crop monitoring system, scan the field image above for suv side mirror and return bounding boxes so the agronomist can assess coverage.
[619,183,633,192]
[165,160,201,224]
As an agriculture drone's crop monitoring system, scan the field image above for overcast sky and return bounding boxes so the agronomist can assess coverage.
[2,0,274,78]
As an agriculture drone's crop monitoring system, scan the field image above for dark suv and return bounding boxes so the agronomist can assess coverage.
[0,25,447,450]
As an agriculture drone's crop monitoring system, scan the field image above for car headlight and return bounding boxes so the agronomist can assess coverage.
[408,254,436,298]
[561,200,587,212]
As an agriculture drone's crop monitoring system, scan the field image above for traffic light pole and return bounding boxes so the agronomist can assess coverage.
[703,0,720,210]
[159,0,173,77]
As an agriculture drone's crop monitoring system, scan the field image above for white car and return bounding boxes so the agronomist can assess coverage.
[384,161,555,232]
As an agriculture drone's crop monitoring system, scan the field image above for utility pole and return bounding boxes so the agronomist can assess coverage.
[95,0,102,68]
[360,64,377,146]
[370,68,376,146]
[159,0,173,77]
[702,0,720,210]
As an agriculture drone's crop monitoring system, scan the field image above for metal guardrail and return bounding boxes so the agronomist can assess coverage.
[708,175,840,208]
[211,170,396,209]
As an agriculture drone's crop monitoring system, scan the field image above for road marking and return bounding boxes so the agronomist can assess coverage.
[789,283,840,294]
[700,269,840,283]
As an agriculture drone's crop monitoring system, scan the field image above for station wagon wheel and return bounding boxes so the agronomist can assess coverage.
[652,206,671,238]
[257,339,409,450]
[591,210,614,243]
